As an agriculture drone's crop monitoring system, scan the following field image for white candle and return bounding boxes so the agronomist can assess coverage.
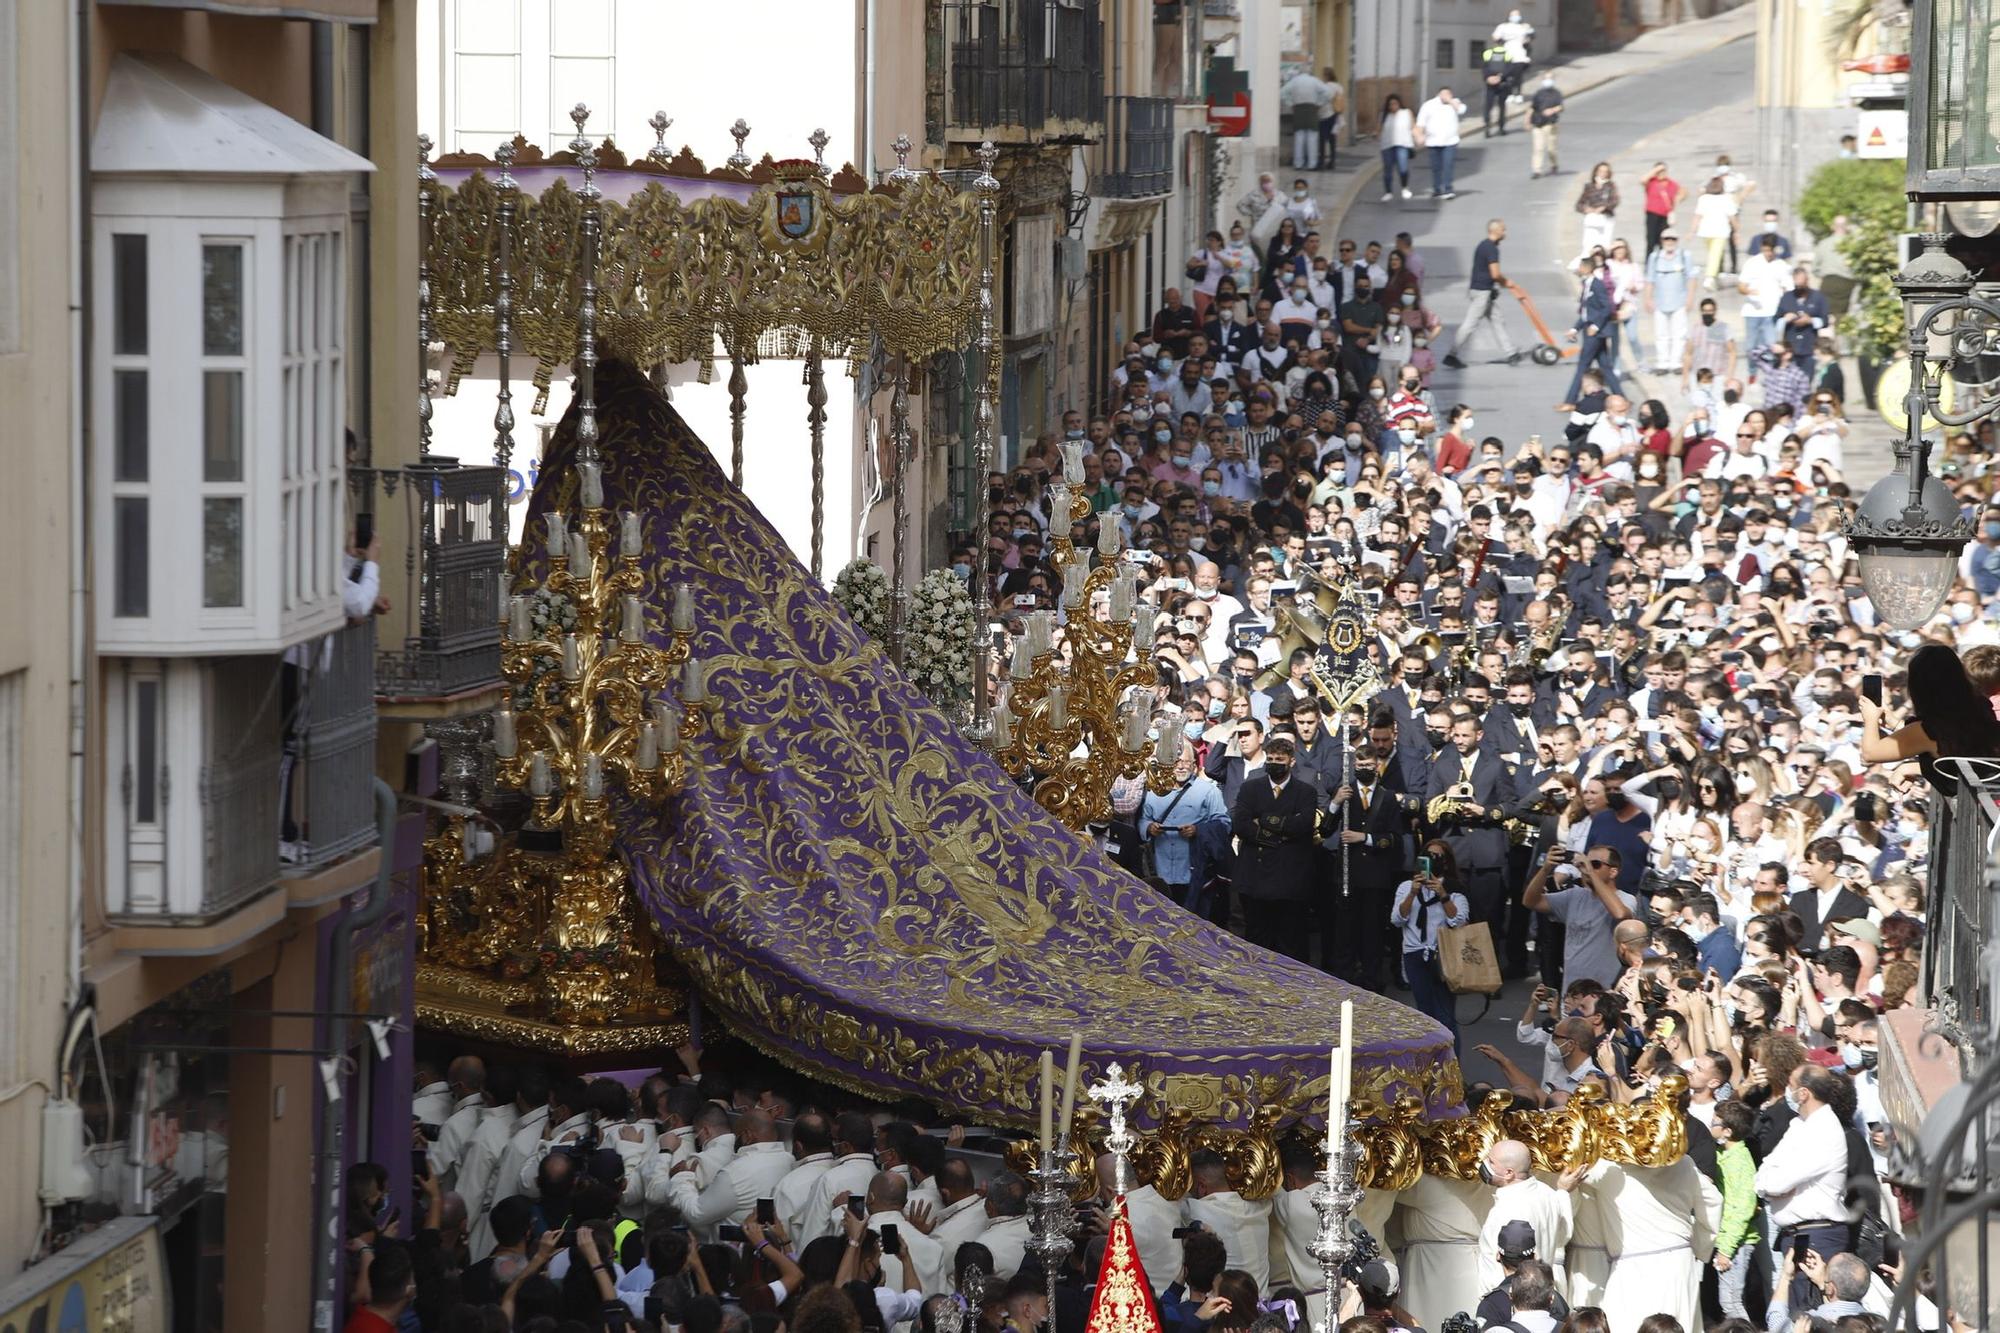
[1109,576,1134,622]
[568,531,591,582]
[1062,440,1085,485]
[561,634,582,680]
[1040,1049,1055,1158]
[1056,1032,1084,1146]
[1062,570,1083,610]
[636,720,660,771]
[509,595,531,642]
[671,582,695,633]
[1122,705,1148,752]
[492,705,518,759]
[582,752,605,800]
[1048,686,1068,732]
[991,701,1013,749]
[1153,719,1178,767]
[547,512,567,558]
[653,700,682,754]
[622,510,642,557]
[579,460,604,510]
[528,751,554,797]
[1097,517,1123,558]
[682,656,707,703]
[1133,606,1155,645]
[1049,486,1073,539]
[1009,636,1032,680]
[1327,1042,1342,1154]
[621,594,644,643]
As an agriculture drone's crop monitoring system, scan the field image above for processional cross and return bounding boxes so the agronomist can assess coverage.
[1088,1062,1144,1197]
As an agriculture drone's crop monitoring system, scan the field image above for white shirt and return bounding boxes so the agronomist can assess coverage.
[455,1101,522,1223]
[1478,1177,1572,1290]
[980,1213,1035,1282]
[1738,253,1790,319]
[1123,1186,1188,1295]
[668,1139,796,1240]
[518,1110,596,1194]
[773,1151,837,1242]
[428,1091,487,1184]
[1392,881,1470,953]
[805,1151,881,1242]
[1754,1102,1849,1227]
[1186,1189,1274,1288]
[931,1193,992,1279]
[1493,18,1535,61]
[1415,97,1463,148]
[872,1206,948,1296]
[1272,294,1318,328]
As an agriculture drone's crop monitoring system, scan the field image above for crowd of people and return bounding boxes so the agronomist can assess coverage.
[351,58,2000,1333]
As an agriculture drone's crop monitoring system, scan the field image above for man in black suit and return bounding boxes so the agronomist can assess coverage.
[1424,711,1525,924]
[1789,836,1869,951]
[1484,668,1556,767]
[1204,717,1267,808]
[1231,734,1323,962]
[1324,738,1414,991]
[1288,696,1344,797]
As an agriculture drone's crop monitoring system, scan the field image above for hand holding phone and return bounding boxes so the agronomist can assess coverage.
[881,1223,902,1257]
[848,1196,868,1220]
[1862,673,1884,707]
[757,1198,777,1227]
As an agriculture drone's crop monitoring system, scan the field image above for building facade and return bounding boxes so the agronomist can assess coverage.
[0,4,425,1329]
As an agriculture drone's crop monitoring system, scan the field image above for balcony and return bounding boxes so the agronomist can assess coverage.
[1923,757,1997,1057]
[1095,96,1174,199]
[355,462,507,705]
[943,0,1106,145]
[285,619,381,870]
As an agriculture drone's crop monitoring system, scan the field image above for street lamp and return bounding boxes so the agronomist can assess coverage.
[1843,235,1982,629]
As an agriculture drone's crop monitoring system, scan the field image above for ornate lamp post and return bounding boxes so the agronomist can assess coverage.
[1843,235,1984,629]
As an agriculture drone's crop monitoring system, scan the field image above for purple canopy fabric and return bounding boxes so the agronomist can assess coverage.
[521,361,1463,1132]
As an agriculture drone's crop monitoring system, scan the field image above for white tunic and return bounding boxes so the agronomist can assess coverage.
[1187,1189,1275,1289]
[1394,1173,1491,1333]
[1590,1159,1715,1333]
[1122,1186,1188,1296]
[1479,1176,1573,1292]
[930,1194,991,1280]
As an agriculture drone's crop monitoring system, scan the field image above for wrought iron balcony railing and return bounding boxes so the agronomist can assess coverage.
[942,0,1105,143]
[1095,95,1174,199]
[287,618,381,870]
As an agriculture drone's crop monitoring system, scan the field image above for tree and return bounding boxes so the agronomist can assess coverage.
[1797,157,1908,362]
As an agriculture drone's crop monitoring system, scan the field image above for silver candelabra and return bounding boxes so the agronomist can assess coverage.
[1028,1147,1078,1323]
[1309,1115,1367,1333]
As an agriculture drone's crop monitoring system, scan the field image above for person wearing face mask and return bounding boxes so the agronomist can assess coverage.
[1285,175,1321,228]
[1773,265,1831,376]
[1338,277,1387,383]
[1138,742,1229,906]
[1424,712,1526,925]
[1678,890,1741,977]
[1230,734,1323,960]
[1682,295,1738,396]
[1272,280,1317,346]
[1757,1064,1855,1313]
[1322,737,1412,990]
[1474,1140,1572,1293]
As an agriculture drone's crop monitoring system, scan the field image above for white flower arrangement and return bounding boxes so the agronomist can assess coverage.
[514,587,580,708]
[832,558,892,641]
[906,568,976,708]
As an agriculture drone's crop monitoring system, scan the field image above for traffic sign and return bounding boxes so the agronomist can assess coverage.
[1207,90,1251,137]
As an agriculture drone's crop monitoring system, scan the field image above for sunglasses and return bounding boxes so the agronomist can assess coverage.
[1586,859,1611,869]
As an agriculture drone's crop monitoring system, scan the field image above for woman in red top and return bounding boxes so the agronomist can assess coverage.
[1642,162,1683,259]
[1433,403,1476,476]
[1637,398,1676,461]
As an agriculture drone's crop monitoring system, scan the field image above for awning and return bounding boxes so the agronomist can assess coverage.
[106,0,376,22]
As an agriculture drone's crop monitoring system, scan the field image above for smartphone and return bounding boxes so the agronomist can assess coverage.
[719,1223,748,1243]
[1862,674,1884,706]
[880,1223,901,1257]
[418,1123,442,1142]
[848,1197,868,1220]
[1170,1225,1203,1239]
[1417,854,1434,878]
[757,1198,777,1227]
[1792,1235,1812,1264]
[1547,847,1571,864]
[354,513,374,551]
[411,1148,431,1181]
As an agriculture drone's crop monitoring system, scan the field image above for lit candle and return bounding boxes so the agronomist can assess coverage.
[579,460,604,510]
[1048,686,1068,731]
[991,701,1013,749]
[1097,516,1123,558]
[1062,440,1085,484]
[671,582,695,633]
[1010,636,1034,681]
[682,656,707,703]
[569,531,591,582]
[1056,1032,1084,1147]
[1040,1049,1055,1158]
[1049,486,1073,539]
[528,751,554,797]
[493,705,518,759]
[636,720,660,771]
[622,510,642,557]
[509,595,531,642]
[1122,705,1148,752]
[621,594,644,643]
[547,512,567,559]
[583,751,605,800]
[561,634,582,680]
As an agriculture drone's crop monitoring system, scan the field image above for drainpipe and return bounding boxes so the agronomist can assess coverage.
[311,779,400,1333]
[68,0,90,1014]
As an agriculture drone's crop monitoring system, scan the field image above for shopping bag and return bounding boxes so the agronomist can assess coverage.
[1250,198,1287,250]
[1438,921,1503,994]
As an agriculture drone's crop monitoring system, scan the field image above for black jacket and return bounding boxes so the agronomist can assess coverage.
[1789,885,1870,950]
[1231,774,1323,901]
[1424,746,1526,874]
[1325,778,1416,890]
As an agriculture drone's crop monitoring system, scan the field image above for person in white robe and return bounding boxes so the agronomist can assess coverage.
[977,1171,1035,1282]
[1392,1171,1491,1332]
[1478,1140,1572,1292]
[801,1112,883,1243]
[665,1110,795,1242]
[1566,1156,1715,1333]
[1271,1148,1324,1325]
[772,1112,838,1244]
[929,1160,991,1280]
[1097,1154,1186,1297]
[867,1170,947,1295]
[1185,1157,1274,1288]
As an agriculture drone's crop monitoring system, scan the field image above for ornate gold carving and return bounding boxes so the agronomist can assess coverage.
[1419,1090,1515,1181]
[1356,1094,1428,1192]
[1589,1075,1690,1166]
[1131,1106,1195,1201]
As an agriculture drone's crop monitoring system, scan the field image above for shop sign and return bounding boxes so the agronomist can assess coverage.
[0,1217,164,1333]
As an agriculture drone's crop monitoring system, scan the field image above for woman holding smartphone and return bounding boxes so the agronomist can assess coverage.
[1392,839,1471,1049]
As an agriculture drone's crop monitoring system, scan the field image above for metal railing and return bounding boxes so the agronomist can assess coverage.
[1202,0,1240,15]
[943,0,1105,140]
[1095,95,1174,199]
[353,462,506,701]
[289,619,380,869]
[201,656,282,916]
[1925,758,1999,1059]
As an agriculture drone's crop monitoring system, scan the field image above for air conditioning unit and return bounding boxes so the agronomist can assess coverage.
[1059,236,1087,282]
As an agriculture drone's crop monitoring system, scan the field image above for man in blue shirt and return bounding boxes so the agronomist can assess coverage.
[1679,891,1742,978]
[1140,746,1229,907]
[1643,232,1701,375]
[1772,267,1832,375]
[1967,504,2000,597]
